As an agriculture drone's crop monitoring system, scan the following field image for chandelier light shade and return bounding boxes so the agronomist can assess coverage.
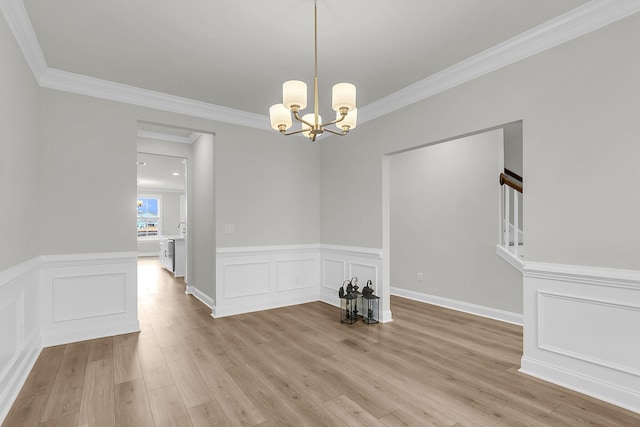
[269,0,357,142]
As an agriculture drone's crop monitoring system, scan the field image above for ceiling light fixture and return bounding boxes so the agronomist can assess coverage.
[269,0,357,142]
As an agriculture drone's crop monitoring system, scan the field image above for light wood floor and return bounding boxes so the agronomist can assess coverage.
[4,258,640,426]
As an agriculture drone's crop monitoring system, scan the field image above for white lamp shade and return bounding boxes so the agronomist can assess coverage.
[332,83,356,112]
[301,113,320,139]
[336,108,357,131]
[283,80,307,109]
[269,104,292,130]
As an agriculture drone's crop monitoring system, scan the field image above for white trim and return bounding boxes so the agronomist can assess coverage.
[359,0,640,124]
[38,68,270,130]
[137,252,159,258]
[186,285,214,309]
[391,286,523,326]
[520,356,640,415]
[0,0,46,80]
[0,257,41,288]
[41,321,140,348]
[40,252,138,268]
[522,262,640,415]
[319,244,383,258]
[4,0,638,130]
[524,262,640,289]
[496,244,524,272]
[0,333,41,424]
[137,129,203,145]
[217,244,320,257]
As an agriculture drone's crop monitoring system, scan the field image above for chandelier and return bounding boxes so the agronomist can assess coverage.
[269,0,357,142]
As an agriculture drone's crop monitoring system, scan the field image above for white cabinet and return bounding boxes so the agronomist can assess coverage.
[159,236,185,277]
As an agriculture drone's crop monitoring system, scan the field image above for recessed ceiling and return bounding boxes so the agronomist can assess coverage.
[21,0,588,117]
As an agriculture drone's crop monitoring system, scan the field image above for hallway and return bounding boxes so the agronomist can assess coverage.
[3,258,640,426]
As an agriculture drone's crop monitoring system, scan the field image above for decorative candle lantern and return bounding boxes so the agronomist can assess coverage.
[340,293,358,324]
[362,280,379,324]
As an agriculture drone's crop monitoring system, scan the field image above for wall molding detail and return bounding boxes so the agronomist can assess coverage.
[213,244,384,319]
[186,285,214,310]
[0,257,42,424]
[3,0,639,131]
[522,262,640,414]
[391,286,523,326]
[40,252,140,347]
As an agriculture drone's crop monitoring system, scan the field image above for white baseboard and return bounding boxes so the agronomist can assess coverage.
[523,262,640,414]
[41,321,140,347]
[391,286,523,325]
[186,285,214,309]
[520,356,640,415]
[0,332,41,424]
[137,252,159,258]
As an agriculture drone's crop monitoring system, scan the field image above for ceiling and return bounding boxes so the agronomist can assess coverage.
[17,0,593,121]
[137,153,186,192]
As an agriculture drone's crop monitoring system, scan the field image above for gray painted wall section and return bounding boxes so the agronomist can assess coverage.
[390,130,522,313]
[0,15,40,271]
[321,13,640,271]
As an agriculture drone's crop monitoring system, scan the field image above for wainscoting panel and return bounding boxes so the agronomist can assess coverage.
[222,262,271,299]
[215,245,321,318]
[40,252,139,347]
[0,258,42,424]
[322,258,346,293]
[53,273,127,322]
[522,262,640,414]
[319,245,383,308]
[276,258,317,292]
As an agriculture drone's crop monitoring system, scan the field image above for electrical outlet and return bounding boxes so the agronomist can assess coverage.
[417,272,424,282]
[224,224,234,233]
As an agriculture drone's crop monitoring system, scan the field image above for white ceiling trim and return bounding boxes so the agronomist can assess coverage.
[137,129,202,144]
[2,0,640,131]
[359,0,640,124]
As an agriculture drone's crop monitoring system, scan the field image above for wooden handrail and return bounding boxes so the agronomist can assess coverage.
[504,168,523,183]
[500,173,523,193]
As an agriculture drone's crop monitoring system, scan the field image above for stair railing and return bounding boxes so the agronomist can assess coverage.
[499,169,523,259]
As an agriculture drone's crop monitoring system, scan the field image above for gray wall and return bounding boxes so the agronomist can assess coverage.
[0,15,40,270]
[192,133,216,299]
[321,13,640,272]
[215,131,320,247]
[390,130,522,313]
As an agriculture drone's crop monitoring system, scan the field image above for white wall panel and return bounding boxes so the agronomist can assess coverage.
[322,258,346,290]
[522,263,640,414]
[538,292,640,375]
[40,253,139,346]
[53,274,126,322]
[0,258,41,424]
[223,262,270,299]
[276,259,316,292]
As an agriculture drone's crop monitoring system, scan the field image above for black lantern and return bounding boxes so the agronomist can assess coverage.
[362,294,380,324]
[340,293,358,324]
[361,280,379,324]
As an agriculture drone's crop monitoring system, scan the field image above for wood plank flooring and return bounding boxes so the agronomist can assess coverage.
[4,257,640,426]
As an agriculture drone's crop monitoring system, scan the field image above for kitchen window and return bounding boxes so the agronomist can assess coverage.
[137,195,161,239]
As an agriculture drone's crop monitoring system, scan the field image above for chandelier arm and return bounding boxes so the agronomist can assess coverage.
[323,128,347,136]
[292,109,316,128]
[280,128,308,136]
[321,113,348,128]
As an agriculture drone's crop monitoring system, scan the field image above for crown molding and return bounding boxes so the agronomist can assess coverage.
[2,0,640,130]
[359,0,640,124]
[137,129,202,144]
[38,68,271,130]
[0,0,46,79]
